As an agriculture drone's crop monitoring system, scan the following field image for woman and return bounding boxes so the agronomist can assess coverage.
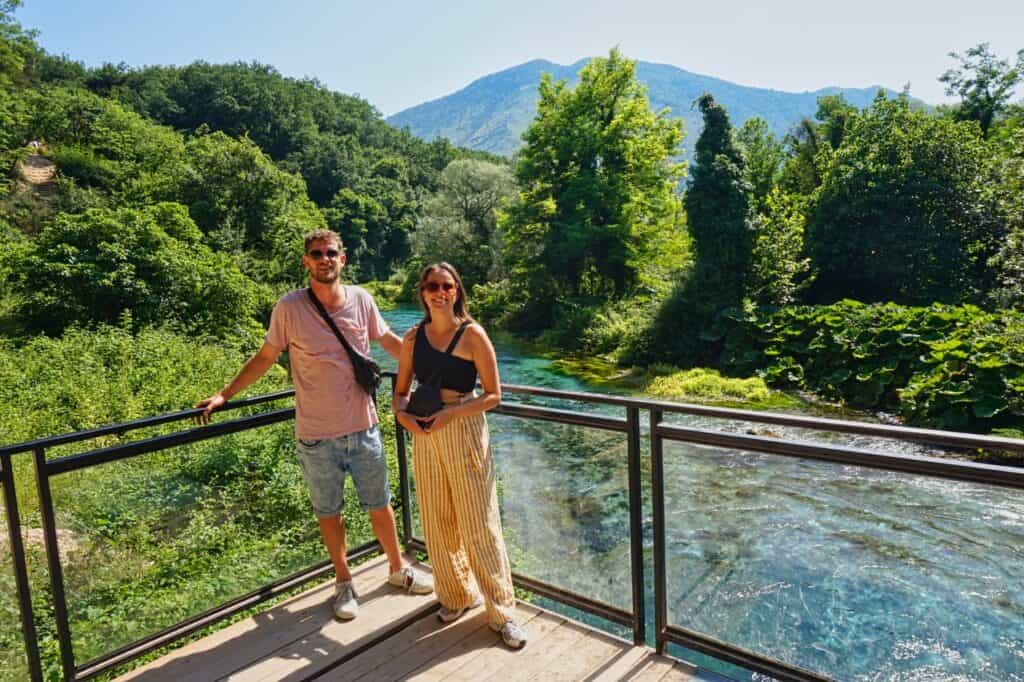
[393,263,527,649]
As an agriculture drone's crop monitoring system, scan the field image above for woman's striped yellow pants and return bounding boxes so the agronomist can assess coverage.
[412,408,516,627]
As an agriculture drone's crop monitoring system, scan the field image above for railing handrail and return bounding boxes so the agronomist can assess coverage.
[499,382,1024,453]
[0,389,296,457]
[6,376,1024,458]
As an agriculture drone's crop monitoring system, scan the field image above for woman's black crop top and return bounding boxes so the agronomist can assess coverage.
[413,321,478,392]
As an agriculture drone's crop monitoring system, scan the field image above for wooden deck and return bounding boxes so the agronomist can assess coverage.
[117,554,698,681]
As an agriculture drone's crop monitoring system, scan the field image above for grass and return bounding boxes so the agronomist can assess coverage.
[552,356,806,410]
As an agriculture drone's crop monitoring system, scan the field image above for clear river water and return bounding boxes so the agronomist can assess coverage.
[381,305,1024,681]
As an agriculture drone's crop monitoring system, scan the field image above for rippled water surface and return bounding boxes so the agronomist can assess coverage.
[382,306,1024,681]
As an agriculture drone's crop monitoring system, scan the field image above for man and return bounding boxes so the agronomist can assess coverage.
[197,229,432,620]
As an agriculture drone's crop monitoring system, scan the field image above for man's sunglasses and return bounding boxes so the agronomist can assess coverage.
[307,249,341,260]
[422,281,457,293]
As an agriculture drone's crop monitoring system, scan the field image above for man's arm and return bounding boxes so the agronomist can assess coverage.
[377,330,402,361]
[195,342,281,424]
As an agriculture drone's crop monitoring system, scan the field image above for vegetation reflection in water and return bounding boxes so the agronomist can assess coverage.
[383,306,1024,681]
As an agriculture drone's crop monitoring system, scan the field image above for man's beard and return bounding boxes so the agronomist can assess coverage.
[312,268,338,284]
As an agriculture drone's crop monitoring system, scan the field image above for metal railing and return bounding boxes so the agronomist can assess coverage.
[3,375,1024,681]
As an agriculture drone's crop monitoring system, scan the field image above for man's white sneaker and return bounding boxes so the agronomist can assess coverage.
[387,566,434,594]
[437,595,483,623]
[490,620,527,649]
[333,581,358,620]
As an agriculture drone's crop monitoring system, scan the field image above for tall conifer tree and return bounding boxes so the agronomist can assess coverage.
[685,93,757,308]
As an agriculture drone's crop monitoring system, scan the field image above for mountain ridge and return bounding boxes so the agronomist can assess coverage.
[387,58,909,158]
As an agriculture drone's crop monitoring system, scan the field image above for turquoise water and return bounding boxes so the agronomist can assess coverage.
[382,306,1024,681]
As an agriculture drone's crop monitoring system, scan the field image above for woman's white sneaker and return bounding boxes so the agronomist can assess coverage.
[490,620,527,649]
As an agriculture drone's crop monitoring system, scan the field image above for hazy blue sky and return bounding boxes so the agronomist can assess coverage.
[14,0,1024,117]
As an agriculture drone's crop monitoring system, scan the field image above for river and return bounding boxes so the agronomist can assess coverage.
[382,305,1024,681]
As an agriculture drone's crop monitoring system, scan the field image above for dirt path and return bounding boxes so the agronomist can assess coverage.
[15,153,58,201]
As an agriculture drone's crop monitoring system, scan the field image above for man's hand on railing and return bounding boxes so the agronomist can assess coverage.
[194,393,227,425]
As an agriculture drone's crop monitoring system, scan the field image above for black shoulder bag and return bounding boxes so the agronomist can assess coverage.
[307,288,382,402]
[406,321,470,422]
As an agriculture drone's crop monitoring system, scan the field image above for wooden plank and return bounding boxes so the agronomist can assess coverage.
[497,618,585,681]
[403,604,545,681]
[222,586,437,682]
[520,620,629,682]
[443,608,565,681]
[324,609,491,681]
[583,646,655,681]
[117,555,399,682]
[619,655,681,681]
[666,660,699,680]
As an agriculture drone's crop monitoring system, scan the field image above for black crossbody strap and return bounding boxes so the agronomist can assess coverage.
[307,287,361,364]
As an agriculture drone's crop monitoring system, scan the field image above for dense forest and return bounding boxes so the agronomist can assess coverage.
[3,4,1024,437]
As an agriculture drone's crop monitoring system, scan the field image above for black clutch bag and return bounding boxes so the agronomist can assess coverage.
[406,375,442,418]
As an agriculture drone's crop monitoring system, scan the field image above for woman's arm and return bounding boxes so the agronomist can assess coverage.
[392,325,427,434]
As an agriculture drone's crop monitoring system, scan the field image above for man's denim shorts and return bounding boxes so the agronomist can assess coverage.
[295,424,390,517]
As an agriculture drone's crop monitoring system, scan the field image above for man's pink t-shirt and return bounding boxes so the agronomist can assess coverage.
[265,286,389,440]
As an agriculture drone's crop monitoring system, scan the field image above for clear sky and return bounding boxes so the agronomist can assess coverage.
[14,0,1024,117]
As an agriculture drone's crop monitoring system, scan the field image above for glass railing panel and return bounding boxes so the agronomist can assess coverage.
[661,440,1024,681]
[490,414,635,614]
[47,420,368,664]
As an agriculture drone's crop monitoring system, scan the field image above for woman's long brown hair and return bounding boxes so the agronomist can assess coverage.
[418,262,475,324]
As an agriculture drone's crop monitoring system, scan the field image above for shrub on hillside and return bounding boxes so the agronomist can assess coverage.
[6,202,271,340]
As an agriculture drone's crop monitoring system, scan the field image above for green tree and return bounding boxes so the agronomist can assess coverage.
[940,43,1024,138]
[0,0,29,86]
[685,93,757,308]
[735,116,785,210]
[988,128,1024,307]
[778,95,856,196]
[500,48,685,328]
[409,159,515,288]
[805,93,1004,304]
[637,94,754,366]
[7,203,269,340]
[748,188,812,305]
[0,1,33,153]
[326,156,419,279]
[180,130,326,283]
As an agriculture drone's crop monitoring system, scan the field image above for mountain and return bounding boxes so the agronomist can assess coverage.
[387,59,907,159]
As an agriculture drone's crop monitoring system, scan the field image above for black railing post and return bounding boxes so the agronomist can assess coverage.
[626,407,646,646]
[2,453,43,682]
[650,409,667,655]
[390,375,413,549]
[33,447,76,680]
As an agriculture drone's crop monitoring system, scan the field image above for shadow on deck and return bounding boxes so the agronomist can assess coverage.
[116,555,695,681]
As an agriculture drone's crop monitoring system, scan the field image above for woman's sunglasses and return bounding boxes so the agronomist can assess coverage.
[422,281,457,293]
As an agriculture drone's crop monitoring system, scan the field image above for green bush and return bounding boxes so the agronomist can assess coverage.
[0,324,286,446]
[718,301,1024,431]
[646,367,772,404]
[6,203,271,340]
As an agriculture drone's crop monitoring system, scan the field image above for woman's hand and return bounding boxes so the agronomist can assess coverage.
[397,411,430,436]
[422,408,453,434]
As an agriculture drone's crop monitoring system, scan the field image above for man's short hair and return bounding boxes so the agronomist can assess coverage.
[303,229,343,253]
